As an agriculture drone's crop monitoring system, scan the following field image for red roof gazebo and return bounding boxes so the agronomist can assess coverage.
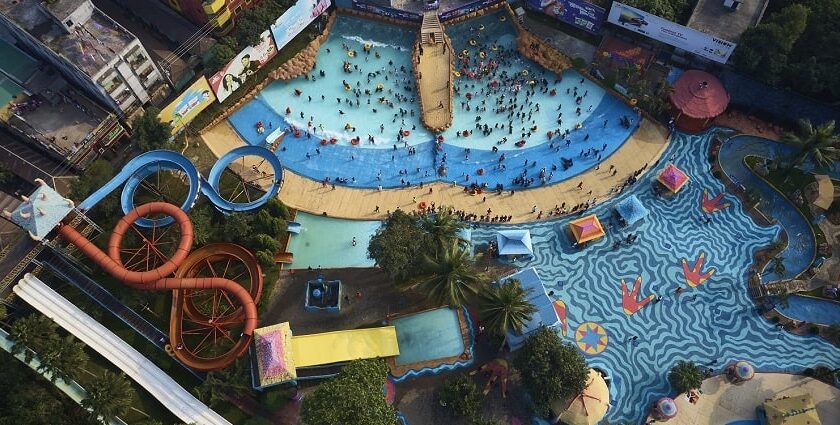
[669,70,729,132]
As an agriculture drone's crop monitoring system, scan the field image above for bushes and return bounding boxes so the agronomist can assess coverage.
[439,374,483,419]
[668,361,703,394]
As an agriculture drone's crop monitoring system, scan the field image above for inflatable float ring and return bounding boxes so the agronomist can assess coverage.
[453,71,461,77]
[320,139,328,145]
[630,98,638,106]
[491,45,498,51]
[377,83,384,89]
[469,39,477,46]
[344,84,351,91]
[364,43,372,50]
[499,15,506,21]
[479,51,486,58]
[521,69,529,76]
[351,138,360,145]
[462,49,469,56]
[418,201,427,210]
[478,24,485,31]
[402,130,410,137]
[348,50,355,57]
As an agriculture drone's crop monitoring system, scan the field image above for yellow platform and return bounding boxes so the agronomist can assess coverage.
[290,326,400,367]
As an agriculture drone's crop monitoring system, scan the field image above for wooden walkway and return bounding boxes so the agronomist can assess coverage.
[416,12,453,131]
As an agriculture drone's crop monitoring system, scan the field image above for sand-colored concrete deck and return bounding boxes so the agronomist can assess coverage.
[416,41,453,131]
[200,118,669,223]
[652,373,840,425]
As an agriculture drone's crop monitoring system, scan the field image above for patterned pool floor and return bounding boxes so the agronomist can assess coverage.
[471,130,840,423]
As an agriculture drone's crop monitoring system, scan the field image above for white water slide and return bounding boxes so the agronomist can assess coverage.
[14,274,232,425]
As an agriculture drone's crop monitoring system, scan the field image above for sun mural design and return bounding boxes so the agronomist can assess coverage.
[575,322,608,355]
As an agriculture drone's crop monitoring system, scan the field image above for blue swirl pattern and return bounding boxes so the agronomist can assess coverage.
[471,130,840,423]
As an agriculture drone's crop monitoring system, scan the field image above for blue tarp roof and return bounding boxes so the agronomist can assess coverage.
[8,183,74,240]
[615,195,649,225]
[496,229,533,256]
[498,267,560,350]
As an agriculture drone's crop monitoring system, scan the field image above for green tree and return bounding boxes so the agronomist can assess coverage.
[253,209,286,238]
[10,314,59,363]
[251,234,281,253]
[69,159,115,201]
[207,37,237,70]
[439,373,483,419]
[768,256,786,278]
[81,370,135,424]
[265,198,292,220]
[402,242,485,307]
[780,119,840,169]
[234,8,273,48]
[256,250,276,267]
[132,107,171,151]
[621,0,689,22]
[368,210,430,281]
[301,359,396,425]
[733,4,810,85]
[222,213,253,245]
[514,327,589,417]
[668,360,703,394]
[479,278,537,349]
[193,358,252,407]
[190,204,215,247]
[420,209,467,249]
[37,335,89,384]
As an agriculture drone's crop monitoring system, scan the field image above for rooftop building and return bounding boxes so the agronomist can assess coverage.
[162,0,266,35]
[0,0,169,119]
[687,0,769,43]
[0,37,128,170]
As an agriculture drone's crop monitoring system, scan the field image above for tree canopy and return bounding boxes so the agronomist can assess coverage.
[513,327,590,417]
[620,0,693,23]
[733,0,840,102]
[368,210,431,281]
[301,359,396,425]
[131,107,171,151]
[82,370,135,424]
[402,241,486,307]
[439,373,483,419]
[479,278,537,338]
[668,360,704,394]
[780,119,840,168]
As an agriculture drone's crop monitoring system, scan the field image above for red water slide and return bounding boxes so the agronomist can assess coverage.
[58,202,262,371]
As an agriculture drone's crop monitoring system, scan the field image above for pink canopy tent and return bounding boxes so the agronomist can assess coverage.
[657,164,690,193]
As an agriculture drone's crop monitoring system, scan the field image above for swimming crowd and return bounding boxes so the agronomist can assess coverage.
[273,18,646,222]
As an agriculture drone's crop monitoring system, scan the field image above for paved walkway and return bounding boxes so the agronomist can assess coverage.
[650,373,840,425]
[521,15,598,63]
[416,14,453,131]
[201,118,669,223]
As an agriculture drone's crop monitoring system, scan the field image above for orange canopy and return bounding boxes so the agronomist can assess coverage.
[657,164,690,193]
[569,215,606,243]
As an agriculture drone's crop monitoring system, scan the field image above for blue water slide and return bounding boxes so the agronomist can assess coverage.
[203,145,284,212]
[78,147,283,225]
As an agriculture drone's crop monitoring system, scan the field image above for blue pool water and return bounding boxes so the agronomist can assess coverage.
[391,308,465,365]
[719,135,840,325]
[470,130,840,424]
[286,212,379,269]
[228,12,635,189]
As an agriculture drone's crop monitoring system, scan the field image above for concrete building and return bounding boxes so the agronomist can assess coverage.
[0,37,128,171]
[0,0,169,120]
[162,0,268,35]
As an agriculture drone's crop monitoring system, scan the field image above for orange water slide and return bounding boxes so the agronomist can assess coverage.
[58,202,259,371]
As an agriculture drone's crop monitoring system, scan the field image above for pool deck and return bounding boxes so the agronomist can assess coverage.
[201,118,669,223]
[648,373,840,425]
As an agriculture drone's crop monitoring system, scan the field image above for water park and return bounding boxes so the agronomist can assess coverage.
[1,0,839,425]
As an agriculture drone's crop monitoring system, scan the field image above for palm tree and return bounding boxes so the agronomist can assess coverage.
[764,256,786,277]
[781,119,840,169]
[479,279,537,350]
[668,360,703,394]
[420,209,468,249]
[193,358,251,407]
[37,335,89,384]
[10,314,59,363]
[82,370,135,424]
[402,242,485,307]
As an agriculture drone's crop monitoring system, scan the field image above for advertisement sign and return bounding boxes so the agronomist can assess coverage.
[607,1,736,63]
[209,30,277,103]
[351,0,421,22]
[525,0,606,33]
[158,77,216,134]
[271,0,332,51]
[439,0,502,21]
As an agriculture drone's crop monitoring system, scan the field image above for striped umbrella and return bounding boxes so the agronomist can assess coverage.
[655,397,678,418]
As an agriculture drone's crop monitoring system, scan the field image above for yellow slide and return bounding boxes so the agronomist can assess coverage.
[291,326,400,367]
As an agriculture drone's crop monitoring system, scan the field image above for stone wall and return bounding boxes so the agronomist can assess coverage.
[440,0,506,25]
[337,7,421,27]
[504,3,572,75]
[203,13,339,131]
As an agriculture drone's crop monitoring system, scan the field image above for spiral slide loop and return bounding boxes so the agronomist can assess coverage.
[59,202,262,371]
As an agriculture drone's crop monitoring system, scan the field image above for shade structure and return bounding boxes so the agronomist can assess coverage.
[669,70,729,131]
[657,164,690,193]
[496,229,533,256]
[615,195,649,225]
[764,394,822,425]
[253,322,297,387]
[569,214,606,243]
[813,175,834,210]
[655,397,678,418]
[733,360,755,381]
[551,369,610,425]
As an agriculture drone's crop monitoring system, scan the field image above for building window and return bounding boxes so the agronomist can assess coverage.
[65,19,74,27]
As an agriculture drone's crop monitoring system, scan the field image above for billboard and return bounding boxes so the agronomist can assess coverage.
[607,1,736,63]
[440,0,503,21]
[271,0,331,51]
[525,0,606,33]
[351,0,421,21]
[208,30,277,103]
[158,77,216,134]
